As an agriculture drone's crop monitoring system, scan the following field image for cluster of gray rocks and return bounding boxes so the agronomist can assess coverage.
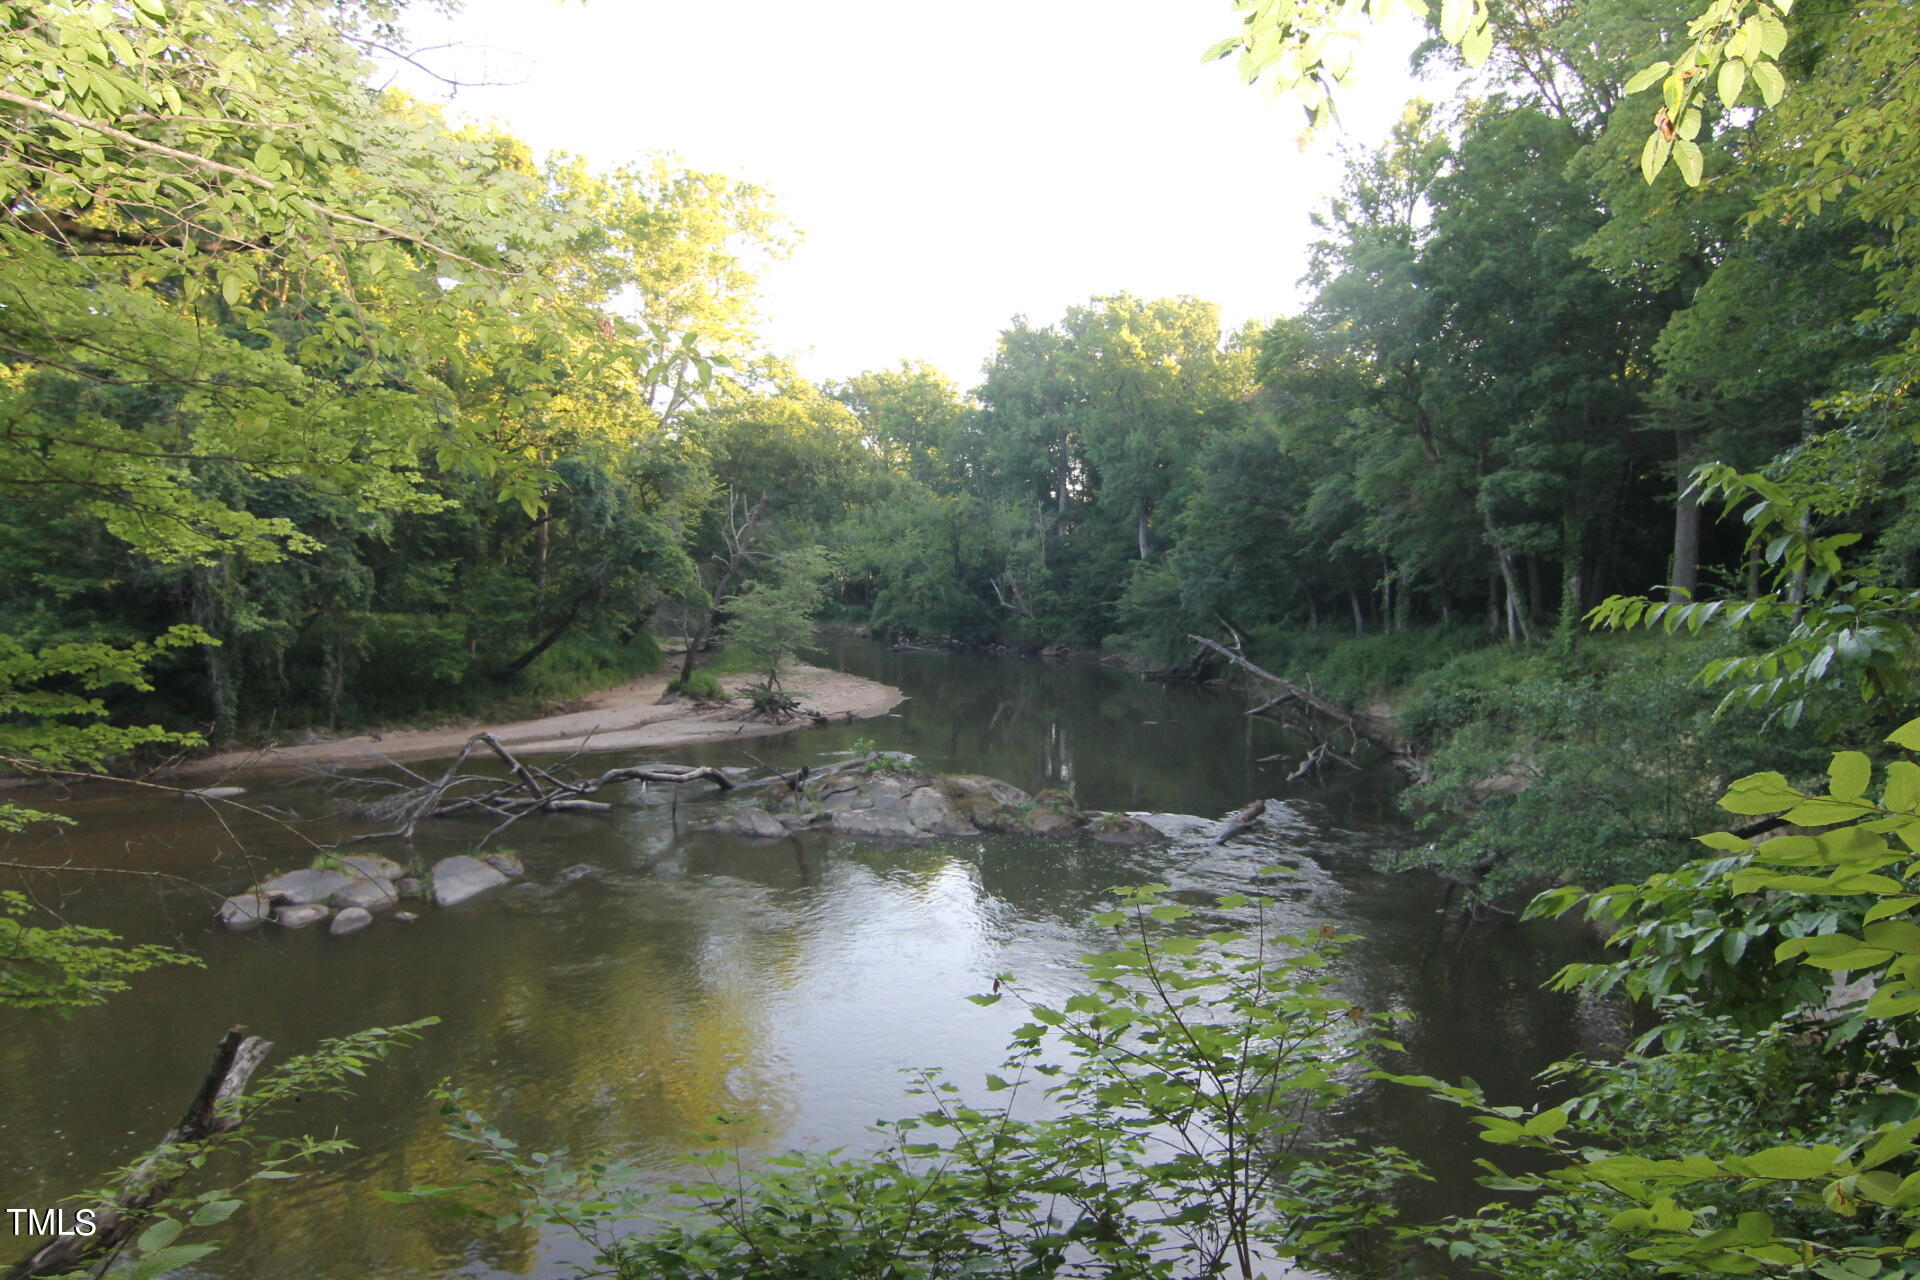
[692,764,1163,845]
[215,850,543,936]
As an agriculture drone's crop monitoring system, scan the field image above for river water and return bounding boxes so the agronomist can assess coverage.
[0,641,1617,1277]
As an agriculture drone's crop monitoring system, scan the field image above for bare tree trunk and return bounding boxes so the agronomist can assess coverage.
[1670,428,1704,600]
[1671,486,1702,601]
[1348,587,1365,638]
[1137,503,1151,559]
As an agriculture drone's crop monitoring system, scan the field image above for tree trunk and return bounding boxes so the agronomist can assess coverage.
[1671,486,1702,601]
[1348,587,1365,638]
[1137,502,1151,559]
[1670,429,1702,600]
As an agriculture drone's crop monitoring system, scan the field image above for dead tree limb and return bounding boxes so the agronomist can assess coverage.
[6,1027,272,1280]
[1214,799,1268,845]
[336,735,744,841]
[1186,634,1423,772]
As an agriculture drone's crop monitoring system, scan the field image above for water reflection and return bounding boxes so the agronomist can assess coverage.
[0,642,1608,1277]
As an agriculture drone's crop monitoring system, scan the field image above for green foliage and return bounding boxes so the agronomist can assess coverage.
[393,884,1411,1279]
[1403,642,1829,892]
[1592,464,1920,730]
[667,670,726,701]
[721,545,835,688]
[0,890,200,1014]
[1390,725,1920,1279]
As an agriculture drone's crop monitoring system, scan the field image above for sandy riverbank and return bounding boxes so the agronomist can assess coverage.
[165,661,907,780]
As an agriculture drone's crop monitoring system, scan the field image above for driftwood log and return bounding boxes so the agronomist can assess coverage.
[1186,634,1425,778]
[6,1027,272,1280]
[1214,799,1268,845]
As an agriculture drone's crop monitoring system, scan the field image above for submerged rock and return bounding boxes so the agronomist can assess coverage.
[1087,813,1162,846]
[696,805,789,838]
[431,855,510,907]
[217,892,273,931]
[184,785,247,800]
[329,906,373,936]
[554,863,599,884]
[275,903,331,929]
[479,851,524,877]
[334,853,405,881]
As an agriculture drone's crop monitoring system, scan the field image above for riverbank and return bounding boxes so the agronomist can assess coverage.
[165,661,906,780]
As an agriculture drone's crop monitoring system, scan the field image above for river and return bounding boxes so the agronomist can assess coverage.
[0,641,1617,1277]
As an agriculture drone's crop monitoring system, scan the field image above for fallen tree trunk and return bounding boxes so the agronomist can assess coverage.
[7,1027,272,1280]
[346,734,740,844]
[1186,634,1424,774]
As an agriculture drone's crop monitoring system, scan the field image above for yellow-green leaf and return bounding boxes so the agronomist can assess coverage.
[1829,751,1872,800]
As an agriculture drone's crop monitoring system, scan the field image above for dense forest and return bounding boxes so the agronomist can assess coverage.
[8,0,1920,1276]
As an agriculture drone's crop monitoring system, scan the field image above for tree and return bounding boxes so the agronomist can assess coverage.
[721,545,835,692]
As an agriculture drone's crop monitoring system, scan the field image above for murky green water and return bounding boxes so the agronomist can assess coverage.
[0,642,1615,1276]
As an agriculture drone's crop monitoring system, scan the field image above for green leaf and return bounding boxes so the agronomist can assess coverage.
[1717,58,1746,105]
[189,1199,241,1227]
[1439,0,1472,44]
[1623,61,1671,93]
[1888,719,1920,753]
[1719,771,1803,815]
[1672,138,1704,187]
[1828,752,1872,800]
[1781,797,1863,826]
[1460,23,1492,67]
[1883,761,1920,812]
[136,1217,183,1254]
[1734,1145,1848,1180]
[1751,58,1786,105]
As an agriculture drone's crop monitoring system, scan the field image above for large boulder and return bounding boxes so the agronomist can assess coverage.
[937,776,1033,834]
[216,892,273,931]
[799,770,979,839]
[329,907,373,936]
[258,867,355,905]
[329,878,400,912]
[431,855,510,907]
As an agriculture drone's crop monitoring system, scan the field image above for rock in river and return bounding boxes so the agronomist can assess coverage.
[329,878,399,912]
[479,851,524,877]
[1086,813,1161,846]
[334,853,405,881]
[275,903,331,929]
[431,855,510,907]
[217,892,273,931]
[258,867,355,905]
[329,906,373,936]
[695,806,789,838]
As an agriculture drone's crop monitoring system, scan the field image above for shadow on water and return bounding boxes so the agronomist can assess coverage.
[0,640,1614,1277]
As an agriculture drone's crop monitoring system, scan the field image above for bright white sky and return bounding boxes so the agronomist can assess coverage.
[389,1,1431,387]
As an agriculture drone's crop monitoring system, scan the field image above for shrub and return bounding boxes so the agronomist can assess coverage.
[666,670,725,701]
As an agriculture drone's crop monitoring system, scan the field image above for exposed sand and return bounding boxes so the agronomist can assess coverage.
[165,662,906,780]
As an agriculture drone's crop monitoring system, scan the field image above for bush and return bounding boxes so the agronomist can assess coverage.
[666,670,725,701]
